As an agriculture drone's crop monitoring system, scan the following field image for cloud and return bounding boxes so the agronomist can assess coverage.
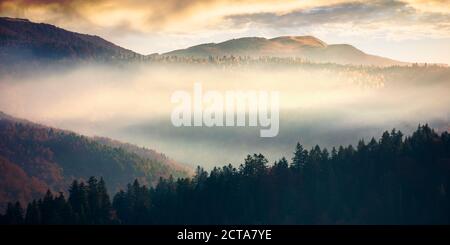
[0,0,298,34]
[0,0,449,46]
[405,0,450,13]
[226,0,450,40]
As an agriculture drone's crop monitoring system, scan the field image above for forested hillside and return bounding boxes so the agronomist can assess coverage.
[0,17,142,62]
[164,36,405,66]
[1,125,449,224]
[0,112,190,212]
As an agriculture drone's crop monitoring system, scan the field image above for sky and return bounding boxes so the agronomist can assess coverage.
[1,0,450,64]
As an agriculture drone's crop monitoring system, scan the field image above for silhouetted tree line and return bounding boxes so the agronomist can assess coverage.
[0,177,111,225]
[145,55,448,69]
[1,125,449,224]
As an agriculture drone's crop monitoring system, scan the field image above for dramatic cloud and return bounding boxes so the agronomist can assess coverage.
[0,0,307,34]
[1,0,449,35]
[226,0,450,40]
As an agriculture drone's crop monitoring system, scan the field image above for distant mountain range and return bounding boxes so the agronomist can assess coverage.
[0,17,406,67]
[0,111,191,212]
[165,36,406,66]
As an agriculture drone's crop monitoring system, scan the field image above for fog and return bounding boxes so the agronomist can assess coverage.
[1,63,449,169]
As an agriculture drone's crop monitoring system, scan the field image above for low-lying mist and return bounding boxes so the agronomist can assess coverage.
[1,63,449,168]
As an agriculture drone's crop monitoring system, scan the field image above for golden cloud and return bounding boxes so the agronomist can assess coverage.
[405,0,450,13]
[0,0,449,38]
[0,0,351,33]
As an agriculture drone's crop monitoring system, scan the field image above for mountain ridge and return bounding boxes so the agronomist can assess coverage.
[0,111,192,212]
[0,17,142,64]
[0,17,407,67]
[164,35,406,66]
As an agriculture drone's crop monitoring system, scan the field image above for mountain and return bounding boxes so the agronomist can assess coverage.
[0,111,191,212]
[0,17,406,70]
[0,17,142,66]
[92,136,188,175]
[164,36,406,66]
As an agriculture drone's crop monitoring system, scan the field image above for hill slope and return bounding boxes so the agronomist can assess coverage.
[0,17,142,66]
[0,112,191,211]
[165,36,406,66]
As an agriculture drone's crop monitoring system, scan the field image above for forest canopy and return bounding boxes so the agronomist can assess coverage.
[1,124,449,225]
